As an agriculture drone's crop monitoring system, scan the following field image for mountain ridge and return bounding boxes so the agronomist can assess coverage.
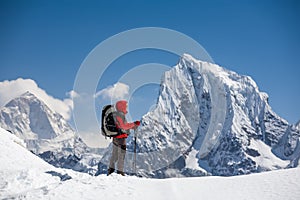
[0,91,103,174]
[0,91,75,153]
[97,54,300,177]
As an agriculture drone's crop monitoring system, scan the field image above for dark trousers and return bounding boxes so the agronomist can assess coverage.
[109,138,126,172]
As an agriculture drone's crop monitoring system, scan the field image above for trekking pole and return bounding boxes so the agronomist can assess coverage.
[133,128,137,175]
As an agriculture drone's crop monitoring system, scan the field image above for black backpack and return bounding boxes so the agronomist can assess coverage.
[101,105,121,138]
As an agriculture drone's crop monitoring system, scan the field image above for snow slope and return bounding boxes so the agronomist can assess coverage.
[44,169,300,200]
[1,127,300,200]
[0,126,57,198]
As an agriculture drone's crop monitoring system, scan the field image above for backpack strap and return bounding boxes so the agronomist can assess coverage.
[114,111,129,135]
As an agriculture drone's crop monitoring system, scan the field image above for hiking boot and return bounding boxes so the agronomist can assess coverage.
[117,170,125,176]
[107,168,115,176]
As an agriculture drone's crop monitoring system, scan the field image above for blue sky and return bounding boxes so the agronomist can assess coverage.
[0,0,299,124]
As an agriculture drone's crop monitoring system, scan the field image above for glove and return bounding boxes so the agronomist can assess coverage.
[134,121,141,126]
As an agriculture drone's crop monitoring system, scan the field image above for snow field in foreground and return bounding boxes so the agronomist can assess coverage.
[2,168,299,200]
[1,127,300,200]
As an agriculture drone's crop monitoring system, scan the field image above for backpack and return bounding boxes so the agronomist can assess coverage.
[101,105,121,138]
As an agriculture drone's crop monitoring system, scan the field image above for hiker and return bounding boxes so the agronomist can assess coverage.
[107,100,140,176]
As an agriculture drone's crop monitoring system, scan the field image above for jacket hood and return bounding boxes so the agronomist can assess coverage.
[116,100,128,114]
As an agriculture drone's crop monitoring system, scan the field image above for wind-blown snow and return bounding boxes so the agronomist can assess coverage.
[1,127,300,200]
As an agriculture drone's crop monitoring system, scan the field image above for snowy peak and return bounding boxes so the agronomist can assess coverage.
[124,54,300,177]
[0,92,101,174]
[180,53,260,93]
[0,91,73,140]
[0,91,75,153]
[21,90,38,100]
[97,54,299,177]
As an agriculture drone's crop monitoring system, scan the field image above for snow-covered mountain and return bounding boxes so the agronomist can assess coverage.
[0,92,102,174]
[0,91,75,153]
[99,54,300,177]
[2,127,300,200]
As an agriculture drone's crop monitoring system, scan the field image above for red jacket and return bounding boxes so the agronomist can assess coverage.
[114,100,135,138]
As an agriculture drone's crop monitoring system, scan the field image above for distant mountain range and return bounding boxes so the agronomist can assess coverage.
[1,54,299,178]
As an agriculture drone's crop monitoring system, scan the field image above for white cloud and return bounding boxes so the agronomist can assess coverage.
[64,90,80,111]
[0,78,73,120]
[67,90,79,99]
[95,82,129,100]
[79,131,110,148]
